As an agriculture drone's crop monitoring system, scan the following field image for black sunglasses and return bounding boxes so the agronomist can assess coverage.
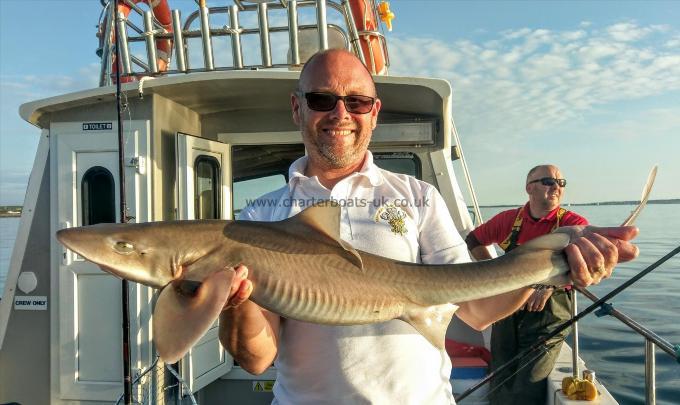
[300,92,376,114]
[528,177,567,187]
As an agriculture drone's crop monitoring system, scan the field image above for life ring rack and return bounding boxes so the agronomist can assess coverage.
[109,0,174,83]
[347,0,391,75]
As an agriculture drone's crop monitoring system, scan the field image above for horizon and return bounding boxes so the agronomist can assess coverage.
[1,1,679,206]
[4,197,679,211]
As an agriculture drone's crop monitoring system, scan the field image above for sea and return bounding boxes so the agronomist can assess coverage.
[1,204,679,404]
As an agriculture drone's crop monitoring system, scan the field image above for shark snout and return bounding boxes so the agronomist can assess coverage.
[56,227,88,252]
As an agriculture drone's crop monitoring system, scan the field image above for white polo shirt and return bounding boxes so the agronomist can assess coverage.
[239,151,470,405]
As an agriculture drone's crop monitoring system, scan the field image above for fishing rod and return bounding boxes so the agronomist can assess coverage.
[112,0,133,403]
[455,244,680,402]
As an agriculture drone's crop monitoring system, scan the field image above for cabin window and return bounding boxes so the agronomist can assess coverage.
[233,175,287,217]
[195,155,221,219]
[81,166,116,225]
[231,144,305,217]
[373,152,422,179]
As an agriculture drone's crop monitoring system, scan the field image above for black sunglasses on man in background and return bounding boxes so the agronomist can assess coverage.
[528,177,567,187]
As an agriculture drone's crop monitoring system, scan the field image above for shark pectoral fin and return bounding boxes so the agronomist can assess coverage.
[513,232,571,253]
[153,269,235,363]
[399,303,458,349]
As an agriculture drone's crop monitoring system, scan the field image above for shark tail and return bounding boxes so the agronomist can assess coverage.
[621,165,657,227]
[153,269,235,363]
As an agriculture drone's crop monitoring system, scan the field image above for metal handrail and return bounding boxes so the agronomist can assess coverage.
[99,0,390,86]
[577,286,680,405]
[577,287,678,359]
[450,120,484,227]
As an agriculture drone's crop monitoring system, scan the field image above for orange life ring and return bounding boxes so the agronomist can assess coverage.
[110,0,173,83]
[347,0,388,75]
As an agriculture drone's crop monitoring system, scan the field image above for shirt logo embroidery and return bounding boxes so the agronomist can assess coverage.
[374,203,408,236]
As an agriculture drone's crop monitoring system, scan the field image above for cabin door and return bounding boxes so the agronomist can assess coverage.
[53,121,152,402]
[175,133,233,393]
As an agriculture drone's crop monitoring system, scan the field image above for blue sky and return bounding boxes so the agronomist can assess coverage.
[1,0,679,206]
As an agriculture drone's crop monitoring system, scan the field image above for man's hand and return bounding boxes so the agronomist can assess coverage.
[560,225,639,287]
[523,288,553,311]
[223,264,253,309]
[219,264,279,374]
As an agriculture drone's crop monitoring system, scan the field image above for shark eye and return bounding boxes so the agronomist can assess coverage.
[114,241,135,254]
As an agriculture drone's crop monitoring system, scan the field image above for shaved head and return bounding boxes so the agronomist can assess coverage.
[298,49,376,96]
[527,164,559,183]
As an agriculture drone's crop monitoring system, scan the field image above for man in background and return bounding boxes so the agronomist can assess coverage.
[466,164,588,404]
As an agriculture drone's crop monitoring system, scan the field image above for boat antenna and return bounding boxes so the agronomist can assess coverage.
[455,244,680,402]
[112,0,134,403]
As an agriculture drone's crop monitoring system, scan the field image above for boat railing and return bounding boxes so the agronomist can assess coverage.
[98,0,390,86]
[575,286,680,405]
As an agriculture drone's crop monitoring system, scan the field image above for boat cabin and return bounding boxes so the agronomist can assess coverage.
[0,1,480,403]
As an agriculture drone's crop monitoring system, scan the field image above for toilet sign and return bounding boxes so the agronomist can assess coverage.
[14,296,48,310]
[82,122,113,131]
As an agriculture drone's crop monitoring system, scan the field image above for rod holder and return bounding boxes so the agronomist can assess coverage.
[199,4,215,70]
[143,10,158,73]
[571,289,580,379]
[316,0,329,50]
[172,10,187,72]
[645,339,656,404]
[341,0,365,65]
[99,3,116,86]
[229,5,244,69]
[287,0,300,66]
[257,3,272,67]
[117,12,133,76]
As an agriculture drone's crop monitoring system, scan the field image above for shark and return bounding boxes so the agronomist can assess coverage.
[55,167,656,363]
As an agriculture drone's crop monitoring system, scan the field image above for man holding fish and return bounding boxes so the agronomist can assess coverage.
[218,49,639,404]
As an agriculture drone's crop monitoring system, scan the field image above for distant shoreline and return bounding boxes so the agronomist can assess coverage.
[474,198,680,209]
[0,206,22,218]
[1,199,678,216]
[0,213,21,218]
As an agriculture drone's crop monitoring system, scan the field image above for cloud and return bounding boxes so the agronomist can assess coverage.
[0,63,100,105]
[607,22,653,42]
[0,169,30,206]
[666,35,680,48]
[0,64,99,204]
[590,106,680,141]
[388,21,680,147]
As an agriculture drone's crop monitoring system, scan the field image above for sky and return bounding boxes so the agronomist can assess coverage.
[0,0,679,206]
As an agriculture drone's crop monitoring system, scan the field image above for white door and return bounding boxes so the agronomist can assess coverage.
[176,132,233,393]
[53,121,152,401]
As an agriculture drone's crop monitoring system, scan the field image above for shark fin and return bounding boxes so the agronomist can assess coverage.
[153,269,235,363]
[399,303,458,349]
[290,200,343,239]
[285,201,364,270]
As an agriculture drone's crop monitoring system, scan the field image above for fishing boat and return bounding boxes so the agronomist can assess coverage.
[0,1,673,404]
